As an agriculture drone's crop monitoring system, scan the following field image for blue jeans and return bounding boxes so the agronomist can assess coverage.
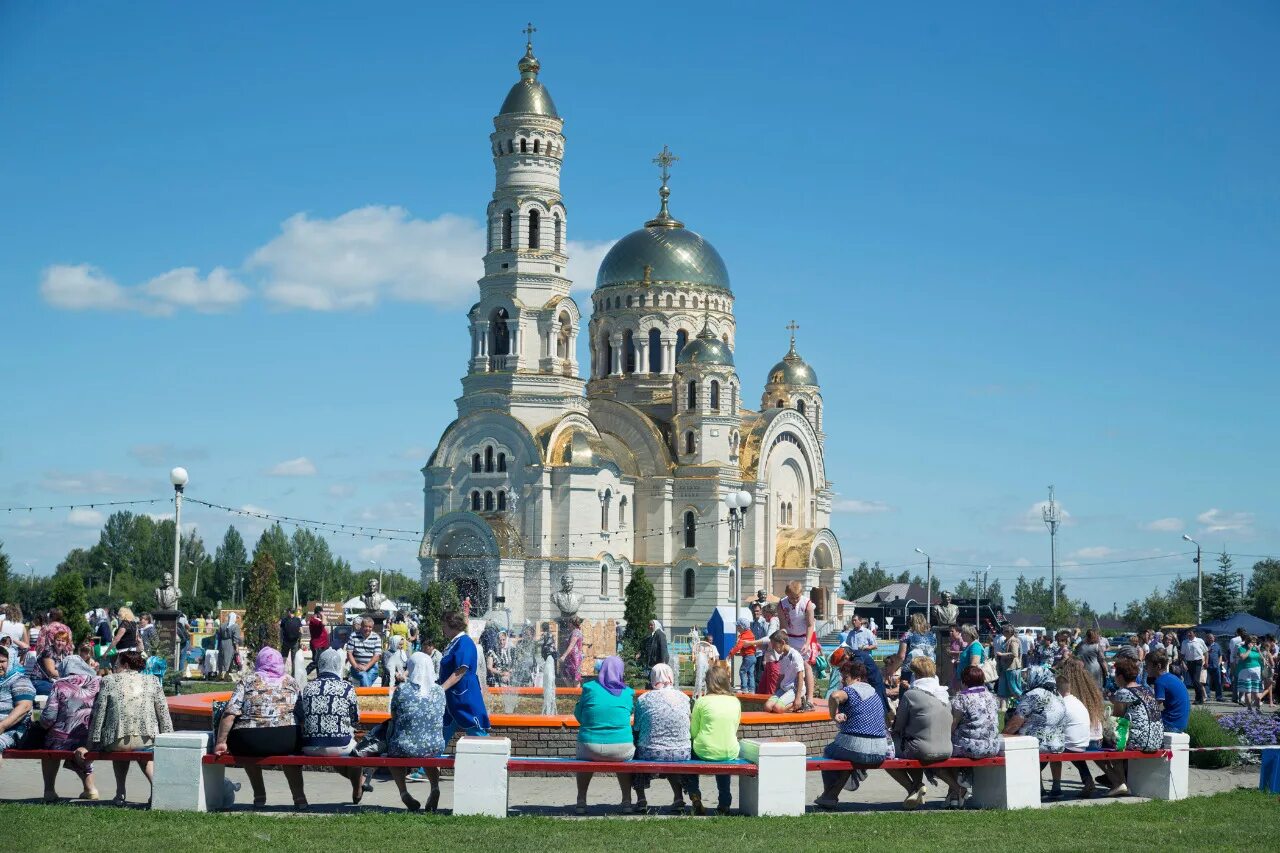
[684,748,736,810]
[739,658,757,693]
[821,739,885,791]
[353,668,379,688]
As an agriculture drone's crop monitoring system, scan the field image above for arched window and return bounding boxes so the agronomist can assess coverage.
[470,490,481,511]
[601,489,612,531]
[601,564,609,596]
[484,446,494,473]
[679,295,686,308]
[684,567,696,598]
[619,564,625,597]
[710,380,720,411]
[600,332,613,378]
[554,215,562,252]
[675,329,688,361]
[472,453,481,473]
[684,511,696,548]
[528,209,540,249]
[797,399,806,415]
[506,139,513,154]
[685,430,695,455]
[502,210,513,250]
[533,139,540,153]
[665,295,673,307]
[520,138,527,153]
[490,308,510,364]
[497,491,507,511]
[623,329,636,373]
[484,490,495,511]
[776,399,784,408]
[647,328,661,372]
[618,495,628,527]
[497,452,507,472]
[626,295,633,308]
[687,380,697,410]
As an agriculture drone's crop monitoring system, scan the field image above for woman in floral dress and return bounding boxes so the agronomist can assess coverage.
[944,665,1001,807]
[560,616,585,686]
[388,651,447,812]
[1101,656,1164,796]
[1004,665,1066,754]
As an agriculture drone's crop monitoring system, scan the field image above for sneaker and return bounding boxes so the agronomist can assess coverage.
[406,771,428,783]
[1107,783,1129,798]
[903,785,927,810]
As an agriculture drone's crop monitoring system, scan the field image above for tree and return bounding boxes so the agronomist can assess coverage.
[0,540,10,605]
[1123,575,1197,629]
[622,567,656,655]
[243,552,281,650]
[1247,558,1280,620]
[419,578,459,648]
[1203,551,1240,622]
[841,561,893,601]
[49,571,91,643]
[212,526,248,605]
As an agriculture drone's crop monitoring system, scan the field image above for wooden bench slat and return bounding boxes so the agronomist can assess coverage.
[201,755,454,768]
[507,758,758,776]
[3,749,154,762]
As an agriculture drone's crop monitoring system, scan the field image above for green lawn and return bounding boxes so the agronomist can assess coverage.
[1,790,1272,852]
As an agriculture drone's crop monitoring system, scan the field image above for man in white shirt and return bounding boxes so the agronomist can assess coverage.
[763,631,807,713]
[1020,629,1034,657]
[1228,628,1247,702]
[1180,629,1208,705]
[843,615,877,653]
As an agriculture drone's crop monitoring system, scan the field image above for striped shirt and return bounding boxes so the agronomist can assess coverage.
[347,631,383,669]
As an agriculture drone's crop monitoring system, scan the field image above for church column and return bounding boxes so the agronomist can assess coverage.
[661,337,675,375]
[508,318,520,369]
[637,338,650,376]
[610,333,623,376]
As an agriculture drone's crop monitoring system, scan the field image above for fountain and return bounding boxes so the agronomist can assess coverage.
[541,655,556,715]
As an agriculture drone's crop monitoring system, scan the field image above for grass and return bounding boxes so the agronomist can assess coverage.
[1,790,1273,853]
[175,680,235,695]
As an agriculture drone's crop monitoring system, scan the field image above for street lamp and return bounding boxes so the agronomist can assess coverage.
[188,559,199,599]
[369,560,383,595]
[169,467,188,597]
[723,490,753,620]
[914,548,932,629]
[24,561,35,585]
[286,561,300,610]
[101,560,113,599]
[1183,533,1203,625]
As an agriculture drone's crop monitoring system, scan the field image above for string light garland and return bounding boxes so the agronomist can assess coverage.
[2,498,166,512]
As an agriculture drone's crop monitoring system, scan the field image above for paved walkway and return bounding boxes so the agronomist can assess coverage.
[0,757,1257,816]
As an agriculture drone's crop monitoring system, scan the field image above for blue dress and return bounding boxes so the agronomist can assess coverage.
[439,633,490,733]
[388,682,447,757]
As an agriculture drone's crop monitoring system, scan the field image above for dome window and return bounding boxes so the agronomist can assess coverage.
[529,209,540,249]
[647,328,661,373]
[497,490,507,511]
[484,490,495,511]
[687,380,697,411]
[497,452,507,472]
[776,400,784,408]
[554,215,562,253]
[797,400,806,415]
[470,490,481,511]
[675,329,688,361]
[533,139,540,154]
[472,453,482,473]
[502,210,513,250]
[710,380,720,412]
[623,329,636,373]
[484,446,495,473]
[506,139,513,154]
[684,430,695,455]
[520,138,528,153]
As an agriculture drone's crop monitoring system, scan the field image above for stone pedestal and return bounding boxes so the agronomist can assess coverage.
[932,626,956,690]
[153,609,180,671]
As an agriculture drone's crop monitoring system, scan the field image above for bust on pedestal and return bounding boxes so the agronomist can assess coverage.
[932,591,960,691]
[361,578,389,633]
[153,572,181,672]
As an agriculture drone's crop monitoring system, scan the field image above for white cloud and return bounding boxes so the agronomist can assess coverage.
[267,457,317,477]
[832,499,893,514]
[40,263,248,315]
[67,507,105,528]
[1008,500,1074,533]
[565,239,616,292]
[327,484,357,498]
[1197,508,1254,534]
[1144,517,1184,533]
[1071,546,1115,560]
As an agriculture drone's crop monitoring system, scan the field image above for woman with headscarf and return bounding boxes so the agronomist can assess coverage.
[631,662,691,812]
[384,634,409,687]
[39,647,102,802]
[83,650,172,805]
[1004,665,1067,765]
[295,648,363,802]
[216,612,241,679]
[572,655,636,814]
[638,620,669,687]
[213,647,306,809]
[388,651,447,812]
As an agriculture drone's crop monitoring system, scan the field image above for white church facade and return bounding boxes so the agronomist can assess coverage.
[418,36,842,632]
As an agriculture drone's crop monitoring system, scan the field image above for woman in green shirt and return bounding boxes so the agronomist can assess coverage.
[573,656,636,814]
[687,663,742,814]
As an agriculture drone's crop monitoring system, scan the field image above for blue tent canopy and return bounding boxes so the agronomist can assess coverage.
[1193,611,1280,637]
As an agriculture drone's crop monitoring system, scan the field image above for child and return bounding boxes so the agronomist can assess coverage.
[883,653,904,705]
[764,631,808,713]
[728,618,758,693]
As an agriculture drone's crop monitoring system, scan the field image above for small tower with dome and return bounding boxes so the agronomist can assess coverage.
[672,317,741,467]
[762,322,824,443]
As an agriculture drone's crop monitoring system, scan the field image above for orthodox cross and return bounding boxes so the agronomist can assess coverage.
[786,320,800,347]
[653,145,679,186]
[523,22,537,46]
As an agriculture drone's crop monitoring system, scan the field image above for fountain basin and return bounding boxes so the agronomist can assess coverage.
[167,686,837,756]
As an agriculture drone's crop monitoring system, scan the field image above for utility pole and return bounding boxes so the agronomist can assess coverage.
[1042,486,1061,610]
[1182,534,1202,625]
[915,549,932,629]
[973,566,989,639]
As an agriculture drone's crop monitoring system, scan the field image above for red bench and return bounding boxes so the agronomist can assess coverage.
[4,748,154,763]
[506,757,757,776]
[201,754,454,769]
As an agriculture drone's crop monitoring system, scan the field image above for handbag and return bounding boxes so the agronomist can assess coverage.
[980,659,999,683]
[1113,717,1130,751]
[1198,666,1209,685]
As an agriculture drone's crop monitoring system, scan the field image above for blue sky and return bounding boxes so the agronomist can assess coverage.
[2,2,1276,610]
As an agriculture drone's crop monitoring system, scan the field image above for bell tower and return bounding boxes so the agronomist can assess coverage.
[460,25,586,429]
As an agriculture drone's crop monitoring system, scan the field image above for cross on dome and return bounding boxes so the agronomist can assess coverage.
[646,144,684,228]
[523,22,537,47]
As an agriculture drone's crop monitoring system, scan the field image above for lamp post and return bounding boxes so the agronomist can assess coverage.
[188,559,199,599]
[24,561,35,585]
[914,548,932,629]
[286,561,299,611]
[724,490,754,621]
[369,560,384,595]
[170,467,188,597]
[1183,533,1202,625]
[102,561,113,599]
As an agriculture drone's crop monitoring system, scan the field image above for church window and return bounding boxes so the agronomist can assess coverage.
[497,452,507,472]
[484,491,495,511]
[623,329,636,373]
[601,565,609,596]
[687,380,697,410]
[710,380,720,412]
[797,399,806,416]
[619,495,628,527]
[675,329,688,361]
[557,311,572,359]
[470,490,481,511]
[490,308,510,366]
[472,453,481,473]
[507,139,513,154]
[529,209,540,249]
[626,295,633,308]
[533,139,540,153]
[647,328,661,372]
[502,210,513,250]
[601,332,613,378]
[692,296,699,309]
[520,138,528,153]
[497,490,507,511]
[554,215,562,252]
[484,446,494,472]
[679,295,686,308]
[665,295,672,307]
[683,567,696,598]
[601,488,612,531]
[684,511,697,548]
[619,564,625,597]
[638,294,646,308]
[776,400,784,408]
[684,430,695,455]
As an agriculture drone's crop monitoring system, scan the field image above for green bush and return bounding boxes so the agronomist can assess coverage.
[1186,708,1240,769]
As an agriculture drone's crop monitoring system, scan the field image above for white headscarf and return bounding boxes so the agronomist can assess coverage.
[406,651,436,692]
[227,613,238,625]
[317,648,345,678]
[650,620,664,635]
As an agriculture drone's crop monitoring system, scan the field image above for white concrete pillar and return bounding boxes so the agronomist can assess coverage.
[971,735,1040,810]
[454,736,511,817]
[610,334,623,376]
[1129,732,1189,800]
[152,731,222,812]
[662,339,674,374]
[637,340,649,374]
[739,738,805,817]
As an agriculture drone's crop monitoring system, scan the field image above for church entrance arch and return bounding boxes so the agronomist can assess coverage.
[431,521,500,616]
